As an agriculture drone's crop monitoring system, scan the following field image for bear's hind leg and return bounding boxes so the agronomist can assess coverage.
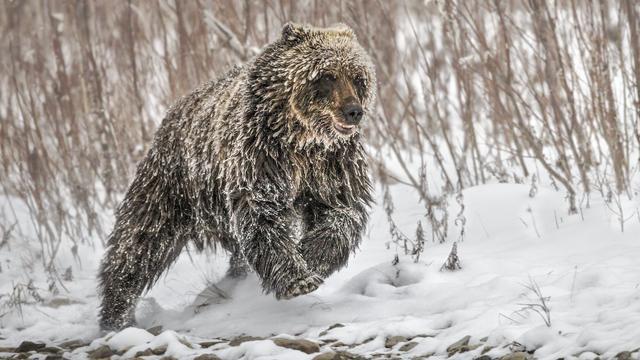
[98,143,193,330]
[99,225,189,330]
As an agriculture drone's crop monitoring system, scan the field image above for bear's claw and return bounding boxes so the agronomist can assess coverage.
[277,274,323,299]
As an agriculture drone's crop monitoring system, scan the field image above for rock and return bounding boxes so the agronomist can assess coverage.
[146,325,163,336]
[385,336,408,348]
[321,339,338,344]
[0,347,16,352]
[59,339,89,350]
[458,343,482,353]
[229,335,263,346]
[135,348,154,357]
[12,353,30,359]
[319,323,345,337]
[273,338,320,354]
[446,335,471,355]
[313,351,366,360]
[500,352,531,360]
[314,353,338,360]
[151,345,167,355]
[616,352,632,360]
[399,341,418,352]
[474,356,492,360]
[88,345,114,359]
[199,340,224,348]
[44,355,65,360]
[178,337,194,349]
[193,355,221,360]
[480,337,489,342]
[160,357,177,360]
[482,346,494,355]
[15,341,46,352]
[40,347,63,354]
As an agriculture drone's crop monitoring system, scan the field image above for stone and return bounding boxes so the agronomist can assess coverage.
[88,345,114,359]
[500,352,531,360]
[40,347,63,354]
[16,341,46,352]
[321,339,338,344]
[199,340,224,348]
[151,345,167,355]
[399,341,418,352]
[319,323,345,337]
[135,348,154,357]
[615,352,632,360]
[0,347,16,353]
[458,344,482,353]
[385,336,408,348]
[314,352,338,360]
[446,335,471,355]
[474,356,492,360]
[313,351,366,360]
[146,325,163,336]
[59,339,89,350]
[44,355,65,360]
[272,338,320,354]
[193,354,222,360]
[229,335,263,346]
[481,346,494,355]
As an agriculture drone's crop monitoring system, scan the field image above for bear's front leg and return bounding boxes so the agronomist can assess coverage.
[299,201,368,278]
[229,177,322,299]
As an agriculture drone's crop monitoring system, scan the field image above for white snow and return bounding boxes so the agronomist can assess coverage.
[1,182,640,359]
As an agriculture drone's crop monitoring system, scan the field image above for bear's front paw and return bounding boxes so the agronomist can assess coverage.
[276,274,323,300]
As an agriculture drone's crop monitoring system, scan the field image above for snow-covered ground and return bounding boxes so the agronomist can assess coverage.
[1,182,640,359]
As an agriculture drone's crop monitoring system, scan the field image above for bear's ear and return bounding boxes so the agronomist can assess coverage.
[281,22,308,44]
[330,23,356,39]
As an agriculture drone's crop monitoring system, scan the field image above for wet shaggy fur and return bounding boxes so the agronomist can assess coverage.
[98,23,376,330]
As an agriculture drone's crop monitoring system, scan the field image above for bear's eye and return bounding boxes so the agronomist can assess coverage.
[353,76,367,98]
[315,73,336,98]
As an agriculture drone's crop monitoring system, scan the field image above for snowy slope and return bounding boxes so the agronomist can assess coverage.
[1,183,640,359]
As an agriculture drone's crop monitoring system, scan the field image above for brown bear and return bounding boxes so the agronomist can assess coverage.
[98,22,376,330]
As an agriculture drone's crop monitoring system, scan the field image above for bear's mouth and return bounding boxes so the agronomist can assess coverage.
[333,120,356,135]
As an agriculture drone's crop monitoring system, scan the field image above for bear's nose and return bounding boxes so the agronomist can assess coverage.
[341,103,364,125]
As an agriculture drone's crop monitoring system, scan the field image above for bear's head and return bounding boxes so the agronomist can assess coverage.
[249,23,377,147]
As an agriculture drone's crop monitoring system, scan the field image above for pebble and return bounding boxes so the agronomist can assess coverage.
[199,340,225,348]
[59,339,89,350]
[16,341,46,353]
[384,336,407,348]
[616,351,632,360]
[500,352,531,360]
[193,354,222,360]
[272,338,320,354]
[312,351,366,360]
[399,341,418,351]
[151,345,168,355]
[446,335,471,355]
[88,345,114,359]
[228,335,263,346]
[146,325,164,336]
